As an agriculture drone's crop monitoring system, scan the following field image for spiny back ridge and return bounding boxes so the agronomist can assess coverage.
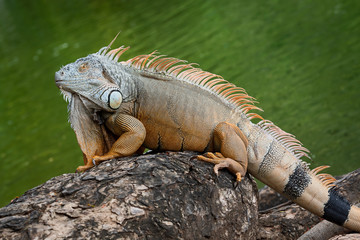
[98,45,317,165]
[107,47,263,120]
[258,120,311,161]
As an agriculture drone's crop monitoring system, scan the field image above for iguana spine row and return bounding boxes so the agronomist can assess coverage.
[119,47,313,161]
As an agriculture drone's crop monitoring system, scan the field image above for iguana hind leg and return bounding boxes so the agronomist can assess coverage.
[197,122,248,182]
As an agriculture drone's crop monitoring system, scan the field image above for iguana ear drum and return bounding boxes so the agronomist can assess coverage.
[108,90,122,110]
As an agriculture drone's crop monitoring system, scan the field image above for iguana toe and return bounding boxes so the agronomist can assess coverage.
[76,165,93,173]
[197,152,244,182]
[92,154,111,165]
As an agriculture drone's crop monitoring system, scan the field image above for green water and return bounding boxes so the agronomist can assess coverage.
[0,1,359,207]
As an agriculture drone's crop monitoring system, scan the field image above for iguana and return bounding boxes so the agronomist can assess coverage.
[55,36,360,232]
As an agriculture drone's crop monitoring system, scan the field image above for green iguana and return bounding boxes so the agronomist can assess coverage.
[55,36,360,232]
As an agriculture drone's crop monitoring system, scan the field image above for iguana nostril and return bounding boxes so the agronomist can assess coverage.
[55,72,61,81]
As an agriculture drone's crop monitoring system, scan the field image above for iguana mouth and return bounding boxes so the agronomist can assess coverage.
[55,81,64,90]
[55,72,74,102]
[55,72,65,89]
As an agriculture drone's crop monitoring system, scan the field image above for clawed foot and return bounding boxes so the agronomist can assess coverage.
[92,154,116,166]
[197,152,244,184]
[75,154,116,173]
[75,164,94,173]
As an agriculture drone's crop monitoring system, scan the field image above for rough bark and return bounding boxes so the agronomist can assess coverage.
[0,151,359,240]
[0,152,259,240]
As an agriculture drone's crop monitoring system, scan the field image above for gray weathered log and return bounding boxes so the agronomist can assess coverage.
[0,152,259,239]
[0,151,359,240]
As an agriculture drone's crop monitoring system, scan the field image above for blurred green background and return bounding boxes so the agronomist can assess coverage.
[0,1,359,207]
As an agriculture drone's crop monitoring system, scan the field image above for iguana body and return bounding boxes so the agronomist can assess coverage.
[55,38,360,232]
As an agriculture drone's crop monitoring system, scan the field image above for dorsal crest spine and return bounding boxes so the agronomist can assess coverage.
[97,45,263,120]
[97,44,313,162]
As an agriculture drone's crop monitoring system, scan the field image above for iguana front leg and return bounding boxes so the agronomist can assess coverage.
[76,113,146,172]
[197,122,248,182]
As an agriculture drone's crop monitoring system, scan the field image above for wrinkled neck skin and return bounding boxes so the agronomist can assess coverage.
[68,94,109,163]
[98,62,141,119]
[100,58,139,104]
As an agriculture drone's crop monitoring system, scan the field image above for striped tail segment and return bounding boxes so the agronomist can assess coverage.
[246,121,360,232]
[310,166,349,226]
[256,155,360,231]
[288,165,360,232]
[323,188,351,226]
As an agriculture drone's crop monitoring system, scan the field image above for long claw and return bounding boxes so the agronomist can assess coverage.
[233,173,242,188]
[213,166,219,176]
[204,152,217,158]
[92,159,97,166]
[75,165,93,173]
[236,172,242,182]
[214,152,225,158]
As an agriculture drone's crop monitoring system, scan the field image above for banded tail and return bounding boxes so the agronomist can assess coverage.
[244,122,360,232]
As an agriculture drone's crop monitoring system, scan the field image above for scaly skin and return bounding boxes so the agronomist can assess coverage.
[55,40,360,232]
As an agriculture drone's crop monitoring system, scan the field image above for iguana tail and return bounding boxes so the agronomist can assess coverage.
[345,205,360,231]
[245,121,360,232]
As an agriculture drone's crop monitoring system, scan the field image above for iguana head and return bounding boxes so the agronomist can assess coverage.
[55,36,134,166]
[55,52,123,165]
[55,53,123,112]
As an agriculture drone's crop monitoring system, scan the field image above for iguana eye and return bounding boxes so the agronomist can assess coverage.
[108,90,122,110]
[79,62,89,72]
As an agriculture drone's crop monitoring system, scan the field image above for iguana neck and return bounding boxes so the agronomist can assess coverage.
[102,62,139,103]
